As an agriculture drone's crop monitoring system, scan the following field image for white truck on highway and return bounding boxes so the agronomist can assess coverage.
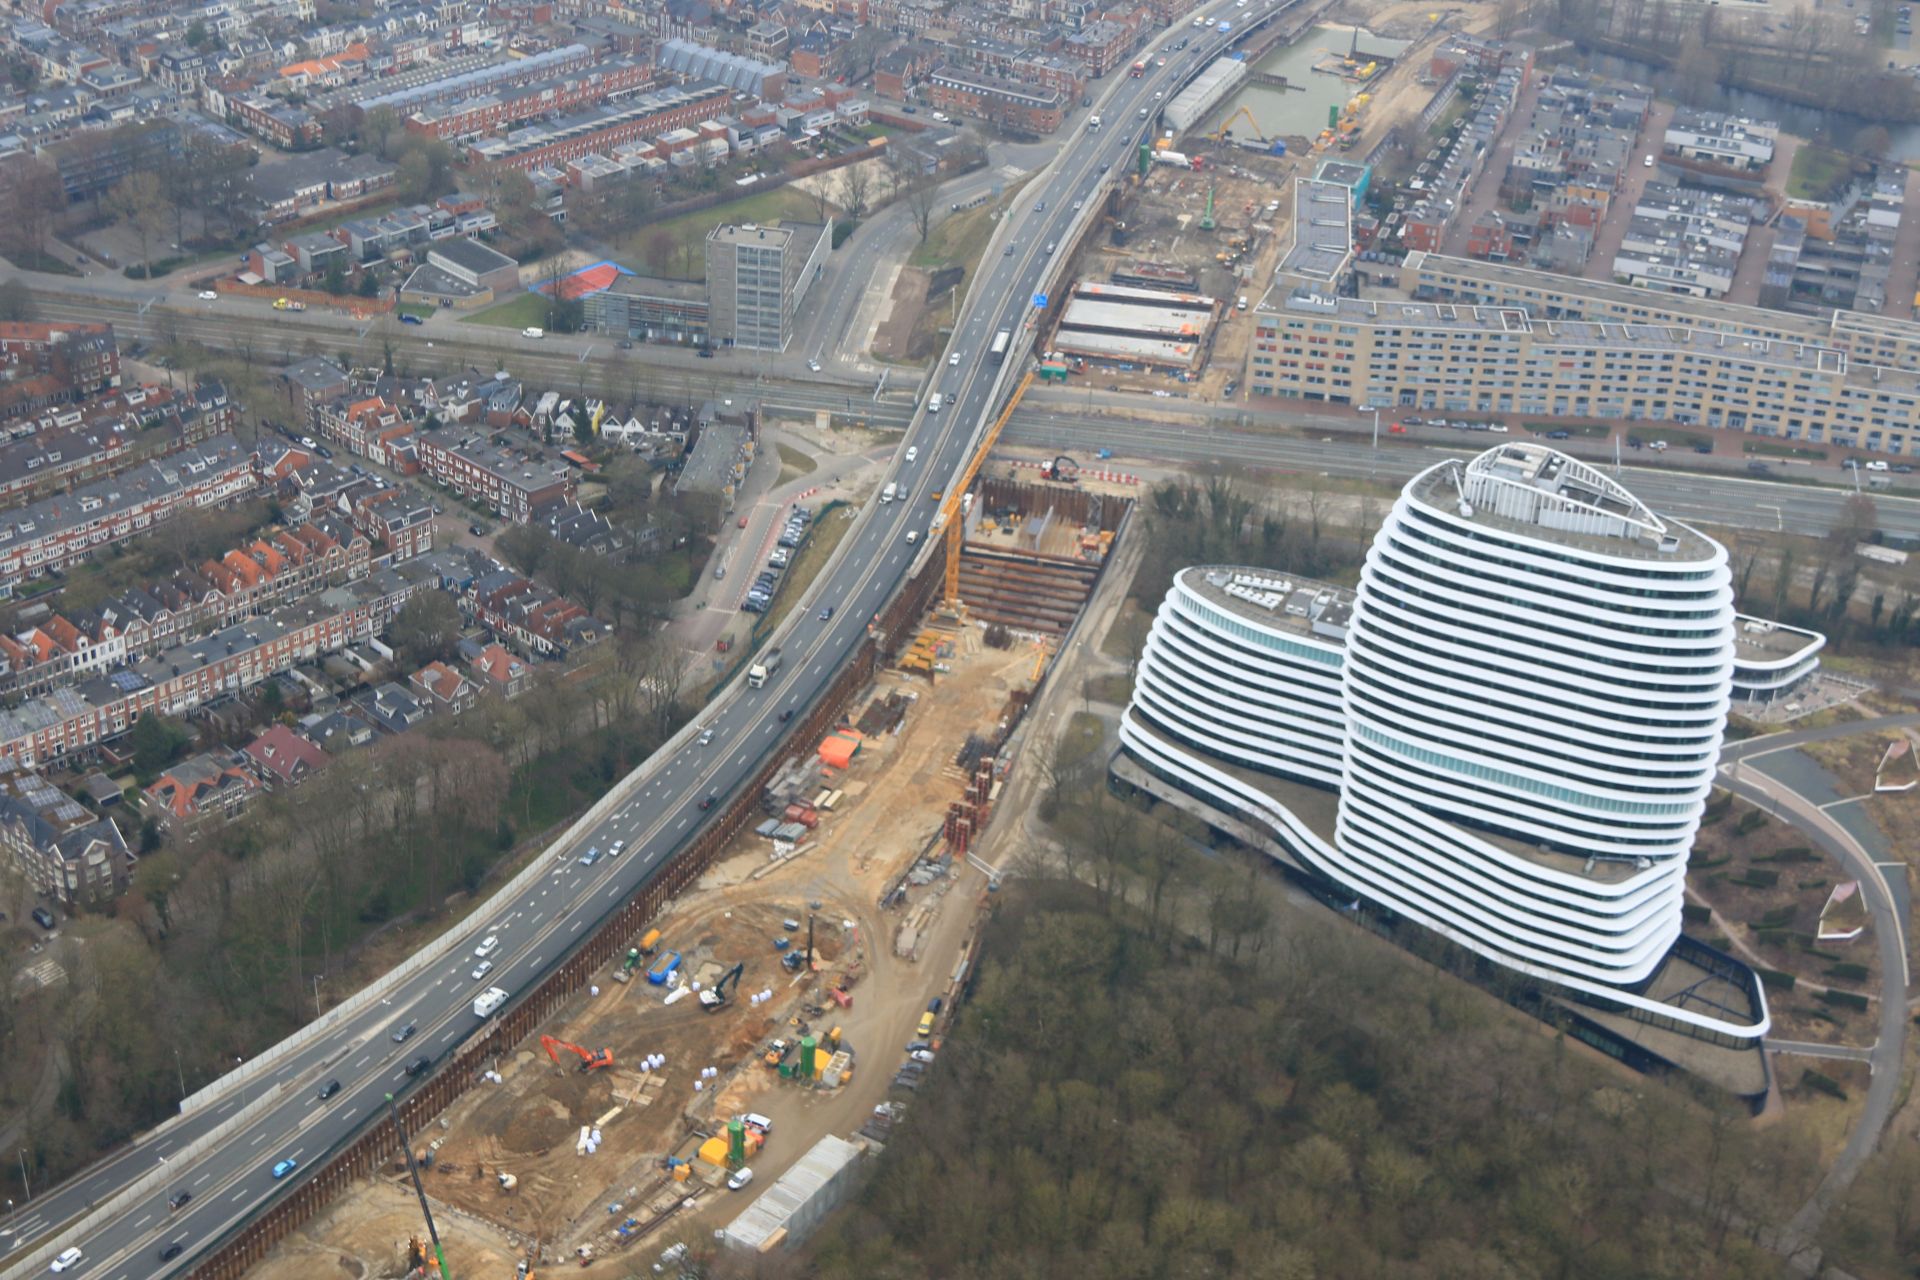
[748,648,783,688]
[473,987,508,1017]
[881,481,898,503]
[1089,114,1102,129]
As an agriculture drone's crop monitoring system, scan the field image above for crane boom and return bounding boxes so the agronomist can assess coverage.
[387,1094,451,1280]
[941,369,1035,607]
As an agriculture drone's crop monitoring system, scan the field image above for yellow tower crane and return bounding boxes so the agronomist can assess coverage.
[938,369,1035,609]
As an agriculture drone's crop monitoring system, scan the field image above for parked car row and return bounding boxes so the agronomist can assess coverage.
[743,508,813,615]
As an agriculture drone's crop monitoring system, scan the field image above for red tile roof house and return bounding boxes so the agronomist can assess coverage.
[410,660,476,714]
[144,753,261,830]
[468,643,530,698]
[243,724,330,787]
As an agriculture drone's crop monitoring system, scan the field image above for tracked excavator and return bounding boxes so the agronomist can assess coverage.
[539,1034,614,1072]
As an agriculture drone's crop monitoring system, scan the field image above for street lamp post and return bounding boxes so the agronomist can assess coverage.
[1370,408,1380,478]
[173,1046,186,1101]
[17,1150,28,1203]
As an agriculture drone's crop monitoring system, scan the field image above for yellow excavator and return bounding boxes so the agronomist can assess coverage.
[1210,104,1271,145]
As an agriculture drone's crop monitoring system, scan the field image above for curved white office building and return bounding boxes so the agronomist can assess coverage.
[1114,445,1789,1059]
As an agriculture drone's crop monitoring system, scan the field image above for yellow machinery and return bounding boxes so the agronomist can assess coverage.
[1210,104,1269,145]
[940,370,1035,608]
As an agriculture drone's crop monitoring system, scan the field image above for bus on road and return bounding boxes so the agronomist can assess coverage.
[989,329,1012,364]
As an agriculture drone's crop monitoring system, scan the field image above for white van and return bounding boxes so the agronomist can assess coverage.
[521,327,544,339]
[1236,296,1248,312]
[928,393,944,413]
[472,986,507,1017]
[881,482,898,503]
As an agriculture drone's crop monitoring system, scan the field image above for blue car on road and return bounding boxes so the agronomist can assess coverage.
[272,1157,298,1179]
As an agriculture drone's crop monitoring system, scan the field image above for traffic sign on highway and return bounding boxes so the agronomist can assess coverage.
[1032,292,1048,309]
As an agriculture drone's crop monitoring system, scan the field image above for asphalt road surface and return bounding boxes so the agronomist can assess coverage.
[0,7,1262,1275]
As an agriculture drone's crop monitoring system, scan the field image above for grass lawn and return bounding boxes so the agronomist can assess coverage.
[395,301,437,320]
[776,442,818,485]
[1744,439,1829,461]
[1525,421,1611,438]
[1056,711,1108,769]
[905,176,1032,335]
[1788,144,1853,201]
[613,186,825,283]
[460,292,554,329]
[1,250,78,276]
[755,501,855,639]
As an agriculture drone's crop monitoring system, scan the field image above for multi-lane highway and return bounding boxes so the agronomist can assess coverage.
[0,13,1244,1277]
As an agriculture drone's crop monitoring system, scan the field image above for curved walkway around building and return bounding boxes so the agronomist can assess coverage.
[1718,713,1917,1264]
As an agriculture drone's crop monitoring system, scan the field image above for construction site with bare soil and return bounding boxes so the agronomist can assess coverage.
[243,469,1135,1279]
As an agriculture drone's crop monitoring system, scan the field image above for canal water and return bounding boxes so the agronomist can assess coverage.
[1208,25,1412,142]
[1584,50,1920,162]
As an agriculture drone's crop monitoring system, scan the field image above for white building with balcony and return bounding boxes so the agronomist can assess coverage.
[1113,445,1807,1092]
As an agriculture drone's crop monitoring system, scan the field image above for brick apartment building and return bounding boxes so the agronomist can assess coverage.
[0,770,133,906]
[0,561,437,770]
[926,66,1066,134]
[0,322,121,421]
[0,435,258,592]
[415,429,575,522]
[0,520,372,697]
[0,379,232,506]
[464,83,731,173]
[404,55,653,141]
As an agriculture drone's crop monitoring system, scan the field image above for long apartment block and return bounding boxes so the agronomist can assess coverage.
[1249,253,1920,455]
[0,558,441,770]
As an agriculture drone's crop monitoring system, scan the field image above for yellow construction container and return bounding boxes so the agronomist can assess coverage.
[697,1136,731,1167]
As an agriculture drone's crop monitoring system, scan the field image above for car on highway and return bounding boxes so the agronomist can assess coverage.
[474,935,500,959]
[820,605,835,621]
[697,348,714,358]
[1868,460,1890,472]
[905,445,918,463]
[391,1020,417,1042]
[1073,199,1083,211]
[807,358,821,372]
[1034,200,1046,212]
[905,530,921,544]
[949,351,961,366]
[168,1189,192,1210]
[472,959,494,981]
[727,1167,755,1191]
[159,1243,184,1262]
[406,1056,432,1077]
[317,1079,341,1100]
[611,840,626,857]
[1004,244,1014,256]
[50,1247,82,1272]
[272,1157,298,1178]
[700,792,718,810]
[697,728,715,746]
[1543,429,1571,440]
[197,290,218,301]
[579,846,603,866]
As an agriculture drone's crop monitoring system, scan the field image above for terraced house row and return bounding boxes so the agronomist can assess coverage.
[1256,252,1920,456]
[0,558,442,771]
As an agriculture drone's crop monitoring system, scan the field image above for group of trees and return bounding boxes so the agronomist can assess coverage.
[1132,475,1370,620]
[492,462,715,628]
[796,877,1819,1280]
[1727,494,1920,649]
[6,613,696,1200]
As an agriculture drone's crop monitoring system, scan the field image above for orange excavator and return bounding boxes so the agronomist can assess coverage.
[540,1034,614,1072]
